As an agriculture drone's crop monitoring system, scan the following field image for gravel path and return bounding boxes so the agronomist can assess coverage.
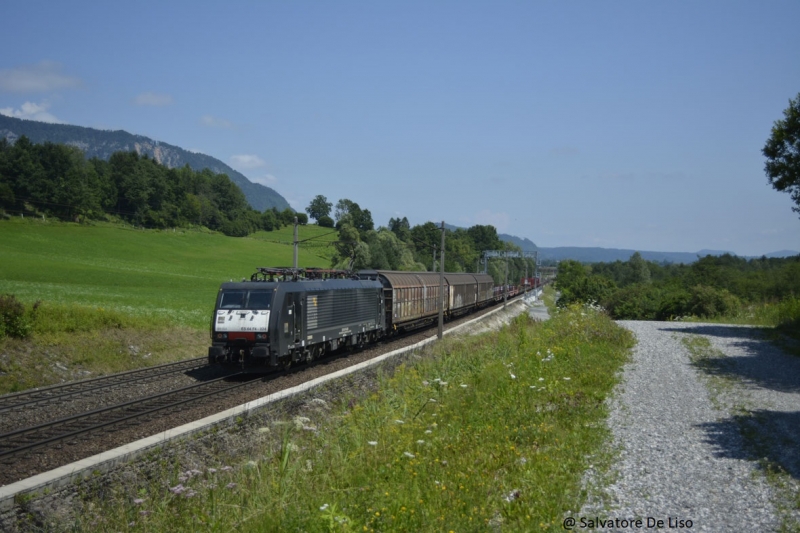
[580,321,800,532]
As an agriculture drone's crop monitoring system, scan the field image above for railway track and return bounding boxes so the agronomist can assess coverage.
[0,293,532,483]
[0,372,257,463]
[0,357,208,413]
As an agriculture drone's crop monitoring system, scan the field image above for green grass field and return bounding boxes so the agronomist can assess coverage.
[0,219,340,392]
[0,219,336,328]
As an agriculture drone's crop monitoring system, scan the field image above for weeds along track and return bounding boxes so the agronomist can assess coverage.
[0,358,207,413]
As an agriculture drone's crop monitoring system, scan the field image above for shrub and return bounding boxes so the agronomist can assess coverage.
[603,283,662,320]
[317,215,334,228]
[689,285,742,318]
[0,294,30,339]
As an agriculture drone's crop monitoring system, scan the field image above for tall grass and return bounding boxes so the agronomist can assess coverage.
[77,304,634,532]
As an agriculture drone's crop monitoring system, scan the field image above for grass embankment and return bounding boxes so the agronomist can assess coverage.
[0,218,335,393]
[79,304,634,532]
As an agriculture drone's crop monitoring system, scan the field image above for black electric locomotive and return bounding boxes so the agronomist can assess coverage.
[209,268,384,366]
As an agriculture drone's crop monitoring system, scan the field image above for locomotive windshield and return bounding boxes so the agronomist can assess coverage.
[219,290,273,310]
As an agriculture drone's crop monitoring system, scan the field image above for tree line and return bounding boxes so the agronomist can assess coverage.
[304,194,535,284]
[556,252,800,323]
[0,136,536,283]
[0,136,302,236]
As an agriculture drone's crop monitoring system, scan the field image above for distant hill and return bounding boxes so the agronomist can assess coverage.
[533,246,798,263]
[498,233,537,251]
[0,115,290,212]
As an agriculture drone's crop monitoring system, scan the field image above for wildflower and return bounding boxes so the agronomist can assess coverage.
[404,452,415,458]
[510,373,516,379]
[190,469,202,476]
[368,441,378,446]
[395,419,405,424]
[440,381,448,386]
[416,440,425,445]
[139,510,152,516]
[207,468,217,474]
[169,484,185,495]
[133,498,145,505]
[539,378,544,381]
[226,482,237,489]
[178,474,189,482]
[460,383,468,388]
[503,489,521,502]
[184,489,197,498]
[422,380,430,386]
[563,377,571,380]
[429,398,437,403]
[320,503,330,511]
[425,430,432,434]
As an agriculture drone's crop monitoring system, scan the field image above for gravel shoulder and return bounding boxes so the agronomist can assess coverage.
[580,321,800,532]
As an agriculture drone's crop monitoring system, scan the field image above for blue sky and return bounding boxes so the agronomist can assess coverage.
[1,1,799,256]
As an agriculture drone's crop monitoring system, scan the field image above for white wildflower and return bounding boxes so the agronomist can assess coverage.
[320,503,329,511]
[404,451,415,458]
[395,419,405,424]
[368,441,378,446]
[416,440,425,445]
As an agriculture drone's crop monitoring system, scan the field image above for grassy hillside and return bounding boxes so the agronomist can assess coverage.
[0,219,338,393]
[0,219,335,329]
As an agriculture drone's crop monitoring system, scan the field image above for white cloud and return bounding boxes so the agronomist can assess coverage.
[471,209,511,232]
[133,92,173,106]
[0,101,62,123]
[230,154,266,170]
[250,173,278,187]
[201,114,234,129]
[0,61,81,93]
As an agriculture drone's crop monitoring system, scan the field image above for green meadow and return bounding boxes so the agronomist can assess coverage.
[0,218,335,329]
[0,219,336,392]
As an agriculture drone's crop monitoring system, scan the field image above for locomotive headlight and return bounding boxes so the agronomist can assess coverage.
[215,332,228,340]
[255,333,268,341]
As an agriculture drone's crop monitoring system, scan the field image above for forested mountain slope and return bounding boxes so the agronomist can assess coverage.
[0,115,290,211]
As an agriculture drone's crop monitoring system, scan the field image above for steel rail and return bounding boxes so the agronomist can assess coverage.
[0,373,251,461]
[0,357,207,413]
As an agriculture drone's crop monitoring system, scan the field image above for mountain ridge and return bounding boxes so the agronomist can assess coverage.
[0,115,290,212]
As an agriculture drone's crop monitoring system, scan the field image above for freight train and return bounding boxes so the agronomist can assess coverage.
[208,267,522,367]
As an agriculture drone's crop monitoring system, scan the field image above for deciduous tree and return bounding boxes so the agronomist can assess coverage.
[763,93,800,217]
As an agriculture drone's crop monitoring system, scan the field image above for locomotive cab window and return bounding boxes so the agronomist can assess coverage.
[246,290,272,309]
[219,290,273,309]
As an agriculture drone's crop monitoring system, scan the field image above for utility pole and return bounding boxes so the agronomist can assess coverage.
[293,216,299,270]
[503,247,508,308]
[438,221,445,340]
